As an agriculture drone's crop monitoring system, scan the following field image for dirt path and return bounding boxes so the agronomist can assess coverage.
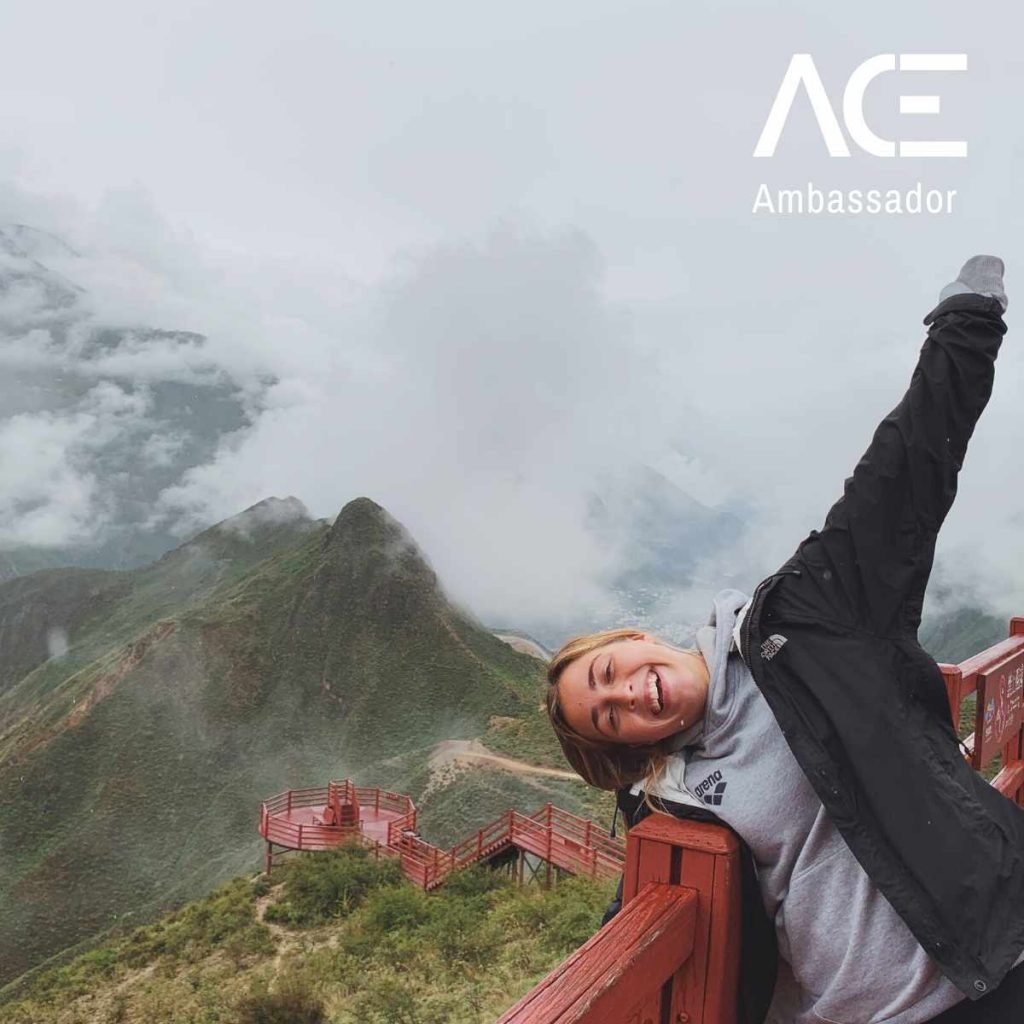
[429,740,579,781]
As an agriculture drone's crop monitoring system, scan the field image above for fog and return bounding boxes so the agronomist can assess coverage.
[1,1,1024,638]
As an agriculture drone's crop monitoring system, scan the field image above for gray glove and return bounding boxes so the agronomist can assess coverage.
[939,255,1008,312]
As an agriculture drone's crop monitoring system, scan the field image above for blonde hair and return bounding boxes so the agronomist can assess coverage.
[546,628,701,811]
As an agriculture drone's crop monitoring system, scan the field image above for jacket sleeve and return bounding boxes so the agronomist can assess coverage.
[780,292,1007,637]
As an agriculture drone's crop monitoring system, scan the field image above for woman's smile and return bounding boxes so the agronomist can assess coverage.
[645,669,664,715]
[556,633,710,746]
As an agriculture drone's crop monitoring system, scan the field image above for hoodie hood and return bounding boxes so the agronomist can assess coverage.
[635,588,751,801]
[693,588,751,747]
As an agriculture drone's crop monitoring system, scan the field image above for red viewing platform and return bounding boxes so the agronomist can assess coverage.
[259,778,625,889]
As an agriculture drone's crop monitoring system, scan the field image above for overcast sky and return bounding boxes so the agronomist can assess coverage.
[1,0,1023,633]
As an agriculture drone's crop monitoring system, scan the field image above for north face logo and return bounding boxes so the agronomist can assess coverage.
[760,633,788,661]
[694,770,728,806]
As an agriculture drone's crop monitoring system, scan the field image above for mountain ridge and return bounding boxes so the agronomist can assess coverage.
[0,494,584,985]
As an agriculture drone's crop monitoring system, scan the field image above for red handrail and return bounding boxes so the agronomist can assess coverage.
[497,882,698,1023]
[500,815,741,1023]
[259,779,623,889]
[940,617,1024,805]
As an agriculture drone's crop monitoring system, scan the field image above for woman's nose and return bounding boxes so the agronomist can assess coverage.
[617,678,636,711]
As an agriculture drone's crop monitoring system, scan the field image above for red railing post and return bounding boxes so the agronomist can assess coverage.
[497,816,739,1023]
[286,790,292,813]
[939,662,964,733]
[546,813,553,871]
[627,816,741,1024]
[297,823,303,848]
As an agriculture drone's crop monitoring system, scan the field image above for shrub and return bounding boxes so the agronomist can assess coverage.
[234,983,326,1024]
[362,884,431,933]
[530,877,611,953]
[251,875,273,899]
[350,977,424,1024]
[118,878,273,968]
[439,864,511,901]
[415,900,500,967]
[268,845,403,926]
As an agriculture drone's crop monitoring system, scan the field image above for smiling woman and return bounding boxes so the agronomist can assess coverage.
[545,627,709,791]
[544,259,1024,1024]
[555,633,709,745]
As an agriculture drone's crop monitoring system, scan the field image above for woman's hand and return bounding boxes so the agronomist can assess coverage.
[938,255,1008,313]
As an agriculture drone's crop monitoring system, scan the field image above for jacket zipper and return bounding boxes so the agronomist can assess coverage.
[741,568,801,665]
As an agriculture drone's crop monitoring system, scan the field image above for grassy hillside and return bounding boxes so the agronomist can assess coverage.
[919,602,1008,666]
[0,842,615,1024]
[0,496,598,986]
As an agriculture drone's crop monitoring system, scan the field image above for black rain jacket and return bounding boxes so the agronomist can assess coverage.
[608,292,1024,1020]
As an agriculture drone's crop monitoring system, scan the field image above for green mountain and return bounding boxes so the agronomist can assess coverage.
[0,496,597,988]
[919,600,1009,666]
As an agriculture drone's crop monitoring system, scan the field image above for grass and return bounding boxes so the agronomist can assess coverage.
[0,843,616,1024]
[482,706,566,771]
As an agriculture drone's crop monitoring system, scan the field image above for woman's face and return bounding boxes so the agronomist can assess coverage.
[557,634,710,747]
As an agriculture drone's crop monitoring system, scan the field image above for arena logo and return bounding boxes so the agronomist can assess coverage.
[754,53,968,158]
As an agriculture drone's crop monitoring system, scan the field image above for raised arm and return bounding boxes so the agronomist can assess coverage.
[779,256,1008,639]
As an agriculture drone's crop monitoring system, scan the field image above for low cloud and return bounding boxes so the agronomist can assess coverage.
[2,177,1023,643]
[0,381,151,546]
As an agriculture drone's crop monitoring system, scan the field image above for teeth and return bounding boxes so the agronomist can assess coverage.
[647,669,663,714]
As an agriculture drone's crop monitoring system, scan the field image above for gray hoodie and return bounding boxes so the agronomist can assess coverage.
[633,588,988,1024]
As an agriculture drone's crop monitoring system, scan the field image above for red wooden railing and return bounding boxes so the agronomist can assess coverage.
[260,780,417,852]
[940,616,1024,804]
[498,814,741,1024]
[259,781,624,888]
[377,806,625,890]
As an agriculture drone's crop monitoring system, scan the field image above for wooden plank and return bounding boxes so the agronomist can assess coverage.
[623,836,674,903]
[496,882,697,1024]
[637,838,675,886]
[993,762,1024,801]
[939,663,963,731]
[623,990,662,1024]
[701,848,741,1024]
[958,636,1024,684]
[622,834,642,903]
[627,815,738,856]
[974,650,1024,769]
[670,848,716,1024]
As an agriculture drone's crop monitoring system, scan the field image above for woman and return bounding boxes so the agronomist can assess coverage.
[546,257,1024,1024]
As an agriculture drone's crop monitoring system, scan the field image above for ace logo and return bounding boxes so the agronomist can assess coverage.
[754,53,967,158]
